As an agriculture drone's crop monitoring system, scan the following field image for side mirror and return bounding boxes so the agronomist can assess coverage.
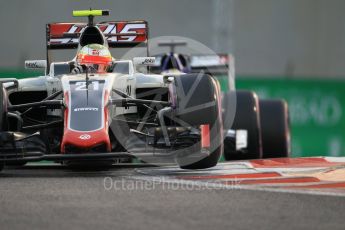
[25,60,47,69]
[133,57,156,66]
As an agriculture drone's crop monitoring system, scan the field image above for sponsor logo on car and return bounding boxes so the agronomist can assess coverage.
[74,107,99,112]
[79,134,91,140]
[49,22,147,44]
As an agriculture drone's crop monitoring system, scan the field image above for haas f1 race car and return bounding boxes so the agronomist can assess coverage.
[0,10,290,171]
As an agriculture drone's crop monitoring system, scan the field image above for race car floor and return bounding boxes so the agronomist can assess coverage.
[0,158,345,230]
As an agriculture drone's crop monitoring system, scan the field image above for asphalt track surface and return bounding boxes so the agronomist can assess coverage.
[1,164,345,230]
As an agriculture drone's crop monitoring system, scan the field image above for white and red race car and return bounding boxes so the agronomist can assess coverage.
[0,10,290,172]
[0,10,224,170]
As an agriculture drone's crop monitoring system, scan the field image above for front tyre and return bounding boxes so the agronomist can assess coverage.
[223,91,262,160]
[173,74,223,169]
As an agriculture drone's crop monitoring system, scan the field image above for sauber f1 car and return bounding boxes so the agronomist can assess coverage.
[150,41,291,161]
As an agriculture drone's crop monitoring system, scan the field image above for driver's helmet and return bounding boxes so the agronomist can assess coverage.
[76,44,112,73]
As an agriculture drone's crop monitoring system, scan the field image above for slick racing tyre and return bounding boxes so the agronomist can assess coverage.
[222,91,236,130]
[173,74,223,169]
[0,83,7,171]
[259,99,291,158]
[224,90,262,160]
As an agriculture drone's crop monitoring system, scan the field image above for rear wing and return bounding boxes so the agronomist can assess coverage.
[151,53,235,90]
[190,54,235,90]
[151,53,232,75]
[45,20,149,74]
[46,21,148,49]
[190,54,230,74]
